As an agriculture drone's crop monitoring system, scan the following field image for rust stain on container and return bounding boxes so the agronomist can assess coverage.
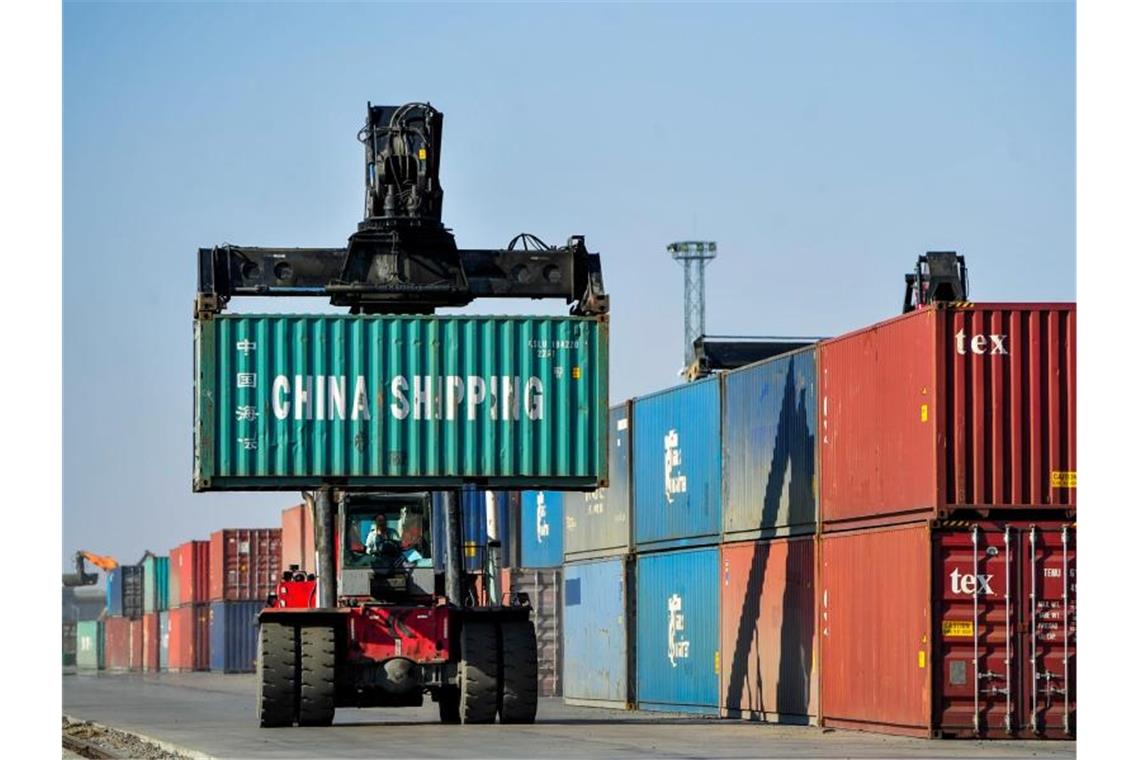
[720,537,818,724]
[821,521,1075,739]
[819,303,1075,530]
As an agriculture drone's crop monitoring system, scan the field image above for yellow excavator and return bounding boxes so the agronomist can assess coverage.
[63,551,118,587]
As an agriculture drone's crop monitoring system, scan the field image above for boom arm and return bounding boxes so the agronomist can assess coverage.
[195,102,607,318]
[63,550,118,587]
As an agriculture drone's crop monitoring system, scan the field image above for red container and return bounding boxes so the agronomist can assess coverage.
[819,303,1075,531]
[281,504,316,573]
[171,540,210,606]
[820,521,1075,739]
[168,604,212,671]
[720,537,818,725]
[209,529,281,601]
[141,613,160,672]
[104,616,131,671]
[128,617,144,672]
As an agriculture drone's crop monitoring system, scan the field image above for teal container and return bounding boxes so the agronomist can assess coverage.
[194,314,608,491]
[142,555,170,613]
[76,621,104,670]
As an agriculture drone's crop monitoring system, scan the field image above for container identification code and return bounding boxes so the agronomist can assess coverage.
[942,620,973,638]
[1051,471,1077,488]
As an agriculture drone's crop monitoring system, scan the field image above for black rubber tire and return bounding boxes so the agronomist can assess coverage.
[438,686,461,724]
[458,622,499,724]
[257,622,297,728]
[298,626,336,727]
[498,619,538,724]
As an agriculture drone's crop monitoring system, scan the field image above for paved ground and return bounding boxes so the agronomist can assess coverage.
[62,672,1075,759]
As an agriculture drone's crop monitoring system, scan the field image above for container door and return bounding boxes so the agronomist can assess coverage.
[1019,525,1075,738]
[935,526,1017,737]
[510,568,562,697]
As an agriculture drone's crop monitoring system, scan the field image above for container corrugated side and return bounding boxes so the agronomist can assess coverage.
[209,600,261,673]
[159,611,170,671]
[720,537,818,724]
[106,565,144,619]
[635,547,720,715]
[104,617,130,671]
[129,618,144,672]
[819,521,1075,739]
[194,314,608,491]
[819,303,1075,530]
[633,378,722,552]
[209,529,281,601]
[563,557,632,708]
[76,621,104,670]
[143,555,170,613]
[564,404,632,561]
[142,613,160,672]
[281,503,316,572]
[171,540,211,606]
[520,490,564,568]
[169,604,210,672]
[506,568,563,697]
[722,347,818,540]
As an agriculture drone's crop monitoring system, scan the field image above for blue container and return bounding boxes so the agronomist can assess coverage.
[209,601,261,673]
[722,347,818,540]
[105,565,144,619]
[565,404,632,561]
[520,490,564,568]
[563,557,631,707]
[431,488,509,573]
[633,378,722,551]
[635,547,720,715]
[158,611,170,671]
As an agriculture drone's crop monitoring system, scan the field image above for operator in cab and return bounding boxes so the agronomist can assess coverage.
[364,507,428,566]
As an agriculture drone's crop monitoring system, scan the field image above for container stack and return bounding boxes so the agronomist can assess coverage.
[169,540,211,672]
[632,379,723,716]
[141,553,170,672]
[561,404,632,709]
[208,529,280,673]
[280,504,316,574]
[515,489,564,698]
[104,564,144,671]
[816,303,1076,739]
[719,346,819,726]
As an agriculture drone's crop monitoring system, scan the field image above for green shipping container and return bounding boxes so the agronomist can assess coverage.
[76,621,104,670]
[194,314,608,491]
[143,555,170,612]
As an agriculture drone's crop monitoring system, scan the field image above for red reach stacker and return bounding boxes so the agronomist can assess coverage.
[259,492,534,726]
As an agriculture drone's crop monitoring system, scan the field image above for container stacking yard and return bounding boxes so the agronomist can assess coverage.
[69,300,1075,741]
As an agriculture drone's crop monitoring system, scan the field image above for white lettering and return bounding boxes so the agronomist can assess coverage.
[536,492,550,543]
[970,334,987,355]
[446,376,464,421]
[950,567,995,595]
[956,330,1010,357]
[413,376,432,421]
[467,376,486,421]
[272,376,290,419]
[352,376,370,420]
[989,334,1008,354]
[502,376,520,421]
[329,376,346,420]
[667,593,690,666]
[525,377,544,421]
[390,376,410,420]
[489,376,499,421]
[294,375,312,420]
[664,429,687,503]
[955,329,968,355]
[315,375,326,420]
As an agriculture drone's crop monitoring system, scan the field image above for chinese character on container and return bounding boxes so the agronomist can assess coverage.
[237,373,257,388]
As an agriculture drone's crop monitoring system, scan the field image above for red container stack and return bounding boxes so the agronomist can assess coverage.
[209,529,281,602]
[817,302,1077,740]
[141,613,160,672]
[280,505,316,574]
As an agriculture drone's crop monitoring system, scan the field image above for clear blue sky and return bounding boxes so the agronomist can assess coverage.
[63,1,1074,570]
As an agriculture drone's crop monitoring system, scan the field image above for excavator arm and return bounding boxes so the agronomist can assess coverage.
[63,550,119,587]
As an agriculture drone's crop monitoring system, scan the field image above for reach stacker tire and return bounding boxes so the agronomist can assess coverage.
[498,619,538,724]
[298,625,336,727]
[458,622,499,724]
[257,622,298,728]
